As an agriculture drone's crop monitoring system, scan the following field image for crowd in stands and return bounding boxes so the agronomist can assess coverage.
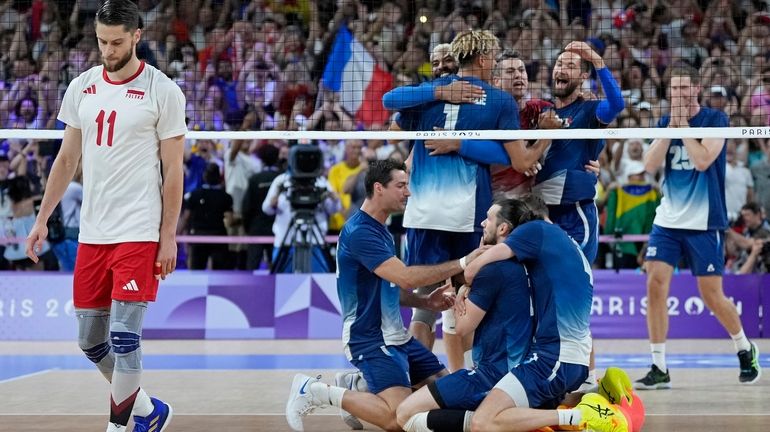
[1,0,770,272]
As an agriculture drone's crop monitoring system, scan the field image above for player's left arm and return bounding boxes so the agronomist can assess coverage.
[679,112,729,171]
[155,81,188,280]
[594,67,624,124]
[157,134,185,279]
[454,296,486,337]
[680,137,725,171]
[463,243,514,286]
[564,41,624,125]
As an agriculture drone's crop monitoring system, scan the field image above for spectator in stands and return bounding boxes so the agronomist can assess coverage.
[180,163,234,270]
[604,161,660,269]
[704,85,732,114]
[184,139,221,195]
[50,162,82,272]
[751,138,770,215]
[327,139,363,233]
[226,139,260,268]
[725,140,755,223]
[4,175,56,270]
[747,65,770,121]
[0,150,11,270]
[728,202,770,274]
[613,138,648,184]
[242,143,282,270]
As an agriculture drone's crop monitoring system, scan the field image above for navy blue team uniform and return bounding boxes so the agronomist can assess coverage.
[394,76,520,265]
[336,210,445,394]
[530,67,623,263]
[532,99,604,263]
[645,108,729,275]
[430,260,533,410]
[494,220,593,409]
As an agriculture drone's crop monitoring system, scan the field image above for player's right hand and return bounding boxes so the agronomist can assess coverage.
[436,80,485,104]
[25,222,48,263]
[454,285,470,316]
[425,138,461,155]
[538,110,563,130]
[426,281,456,312]
[523,162,542,177]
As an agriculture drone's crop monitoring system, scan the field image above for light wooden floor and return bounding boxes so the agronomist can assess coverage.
[0,339,767,431]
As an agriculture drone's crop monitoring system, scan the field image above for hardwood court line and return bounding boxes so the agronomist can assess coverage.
[0,368,55,384]
[9,412,768,417]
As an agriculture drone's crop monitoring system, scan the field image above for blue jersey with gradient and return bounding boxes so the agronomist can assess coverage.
[336,210,411,360]
[503,220,593,366]
[469,259,533,373]
[533,100,604,205]
[654,107,729,231]
[398,76,520,232]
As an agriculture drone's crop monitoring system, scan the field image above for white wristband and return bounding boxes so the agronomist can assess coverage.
[459,256,467,270]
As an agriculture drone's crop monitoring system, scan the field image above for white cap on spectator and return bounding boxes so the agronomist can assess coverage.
[635,101,652,111]
[710,86,728,97]
[625,160,647,176]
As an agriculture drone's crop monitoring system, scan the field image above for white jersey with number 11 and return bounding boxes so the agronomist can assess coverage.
[57,62,187,244]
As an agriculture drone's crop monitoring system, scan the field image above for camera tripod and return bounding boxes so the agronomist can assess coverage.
[271,207,332,274]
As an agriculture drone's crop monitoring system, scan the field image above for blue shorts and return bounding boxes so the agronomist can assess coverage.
[644,225,724,276]
[495,355,588,409]
[350,338,445,395]
[548,201,598,263]
[405,228,482,265]
[429,366,505,411]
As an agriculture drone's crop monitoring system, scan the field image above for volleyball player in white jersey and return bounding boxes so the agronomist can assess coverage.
[26,1,186,431]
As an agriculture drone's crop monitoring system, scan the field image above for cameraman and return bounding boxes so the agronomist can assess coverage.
[262,158,341,273]
[728,202,770,274]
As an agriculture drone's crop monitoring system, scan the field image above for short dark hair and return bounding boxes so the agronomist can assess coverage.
[365,159,407,198]
[742,202,762,215]
[257,143,280,167]
[493,49,522,77]
[520,194,549,219]
[14,97,38,118]
[96,0,141,32]
[7,175,32,203]
[494,197,543,233]
[669,63,701,85]
[203,163,221,185]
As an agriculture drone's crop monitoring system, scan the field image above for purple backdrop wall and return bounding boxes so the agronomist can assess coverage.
[0,271,765,340]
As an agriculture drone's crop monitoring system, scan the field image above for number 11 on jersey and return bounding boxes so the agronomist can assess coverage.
[96,110,117,147]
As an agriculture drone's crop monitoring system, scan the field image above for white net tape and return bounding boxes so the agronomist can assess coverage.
[1,127,768,141]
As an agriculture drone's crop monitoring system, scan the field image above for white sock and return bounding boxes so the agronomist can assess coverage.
[309,382,343,407]
[106,423,127,432]
[463,350,473,369]
[131,388,153,417]
[586,369,597,385]
[651,343,667,371]
[403,412,432,432]
[557,409,582,426]
[730,329,751,352]
[328,386,346,408]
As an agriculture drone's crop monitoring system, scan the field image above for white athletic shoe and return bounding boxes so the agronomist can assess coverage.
[286,373,324,432]
[334,371,365,430]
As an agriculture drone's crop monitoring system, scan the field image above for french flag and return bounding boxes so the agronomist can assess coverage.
[321,26,393,127]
